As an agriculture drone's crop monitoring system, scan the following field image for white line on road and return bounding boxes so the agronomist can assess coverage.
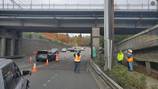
[43,83,47,87]
[47,80,51,82]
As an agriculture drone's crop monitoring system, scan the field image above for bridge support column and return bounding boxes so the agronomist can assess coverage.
[1,37,6,57]
[91,27,100,58]
[18,32,23,55]
[145,61,151,74]
[10,39,15,56]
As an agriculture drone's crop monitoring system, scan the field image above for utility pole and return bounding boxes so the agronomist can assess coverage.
[30,0,32,9]
[157,0,158,11]
[2,0,4,9]
[104,0,113,70]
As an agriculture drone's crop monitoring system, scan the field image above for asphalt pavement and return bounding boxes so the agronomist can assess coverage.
[13,48,99,89]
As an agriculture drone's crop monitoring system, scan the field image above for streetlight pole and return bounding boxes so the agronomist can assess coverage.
[157,0,158,11]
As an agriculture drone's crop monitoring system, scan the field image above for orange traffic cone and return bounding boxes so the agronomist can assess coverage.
[32,63,37,73]
[28,56,32,64]
[56,53,60,62]
[45,59,49,66]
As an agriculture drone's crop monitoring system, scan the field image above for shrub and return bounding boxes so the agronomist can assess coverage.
[107,65,146,89]
[94,54,105,70]
[151,85,158,89]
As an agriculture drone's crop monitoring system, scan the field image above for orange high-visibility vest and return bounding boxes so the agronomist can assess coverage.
[127,57,133,62]
[74,55,81,62]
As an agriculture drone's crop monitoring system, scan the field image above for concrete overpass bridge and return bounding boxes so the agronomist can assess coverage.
[0,1,158,71]
[0,9,158,34]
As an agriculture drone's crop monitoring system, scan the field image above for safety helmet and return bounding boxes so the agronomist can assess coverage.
[127,49,133,53]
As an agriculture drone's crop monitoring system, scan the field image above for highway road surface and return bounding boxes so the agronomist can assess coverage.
[13,48,99,89]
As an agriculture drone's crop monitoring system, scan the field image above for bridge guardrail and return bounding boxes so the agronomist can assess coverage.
[0,3,157,11]
[117,24,158,51]
[89,60,123,89]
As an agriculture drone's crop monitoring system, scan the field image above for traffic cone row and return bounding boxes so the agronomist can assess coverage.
[28,56,32,64]
[32,63,37,73]
[45,59,49,66]
[56,53,60,62]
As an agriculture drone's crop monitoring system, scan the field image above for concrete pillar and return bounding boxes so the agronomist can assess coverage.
[1,37,6,57]
[17,32,23,55]
[91,27,100,58]
[10,39,15,56]
[92,27,100,48]
[145,61,151,74]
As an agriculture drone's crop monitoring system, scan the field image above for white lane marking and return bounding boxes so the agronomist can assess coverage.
[43,83,47,87]
[47,80,51,82]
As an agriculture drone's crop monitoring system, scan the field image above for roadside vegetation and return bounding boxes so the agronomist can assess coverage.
[95,35,148,89]
[107,65,146,89]
[94,55,147,89]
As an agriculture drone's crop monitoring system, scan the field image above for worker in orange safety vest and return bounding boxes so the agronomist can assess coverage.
[127,49,134,71]
[74,51,81,73]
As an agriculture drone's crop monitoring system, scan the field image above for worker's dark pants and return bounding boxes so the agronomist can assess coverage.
[117,61,123,64]
[74,62,80,73]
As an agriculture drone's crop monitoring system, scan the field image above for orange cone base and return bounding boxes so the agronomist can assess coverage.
[32,63,37,73]
[45,59,49,66]
[32,68,37,73]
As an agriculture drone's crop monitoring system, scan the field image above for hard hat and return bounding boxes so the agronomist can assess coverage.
[128,49,133,53]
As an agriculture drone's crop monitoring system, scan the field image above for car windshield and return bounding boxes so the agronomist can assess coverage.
[51,48,58,53]
[37,54,47,58]
[37,51,48,54]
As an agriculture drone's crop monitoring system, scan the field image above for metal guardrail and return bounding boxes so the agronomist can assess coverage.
[117,24,158,51]
[89,61,123,89]
[0,4,104,10]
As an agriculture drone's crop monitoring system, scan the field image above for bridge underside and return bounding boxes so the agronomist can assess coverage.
[0,10,158,35]
[1,26,147,35]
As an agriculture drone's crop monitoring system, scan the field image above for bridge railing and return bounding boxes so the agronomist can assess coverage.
[114,4,157,11]
[0,3,157,11]
[0,4,104,10]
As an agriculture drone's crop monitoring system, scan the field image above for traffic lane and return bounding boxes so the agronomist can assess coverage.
[29,63,99,89]
[29,49,98,89]
[11,48,98,89]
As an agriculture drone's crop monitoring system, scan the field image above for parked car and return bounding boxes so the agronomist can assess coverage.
[67,48,75,52]
[0,58,31,89]
[36,50,52,62]
[61,48,67,52]
[80,47,85,51]
[48,48,58,61]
